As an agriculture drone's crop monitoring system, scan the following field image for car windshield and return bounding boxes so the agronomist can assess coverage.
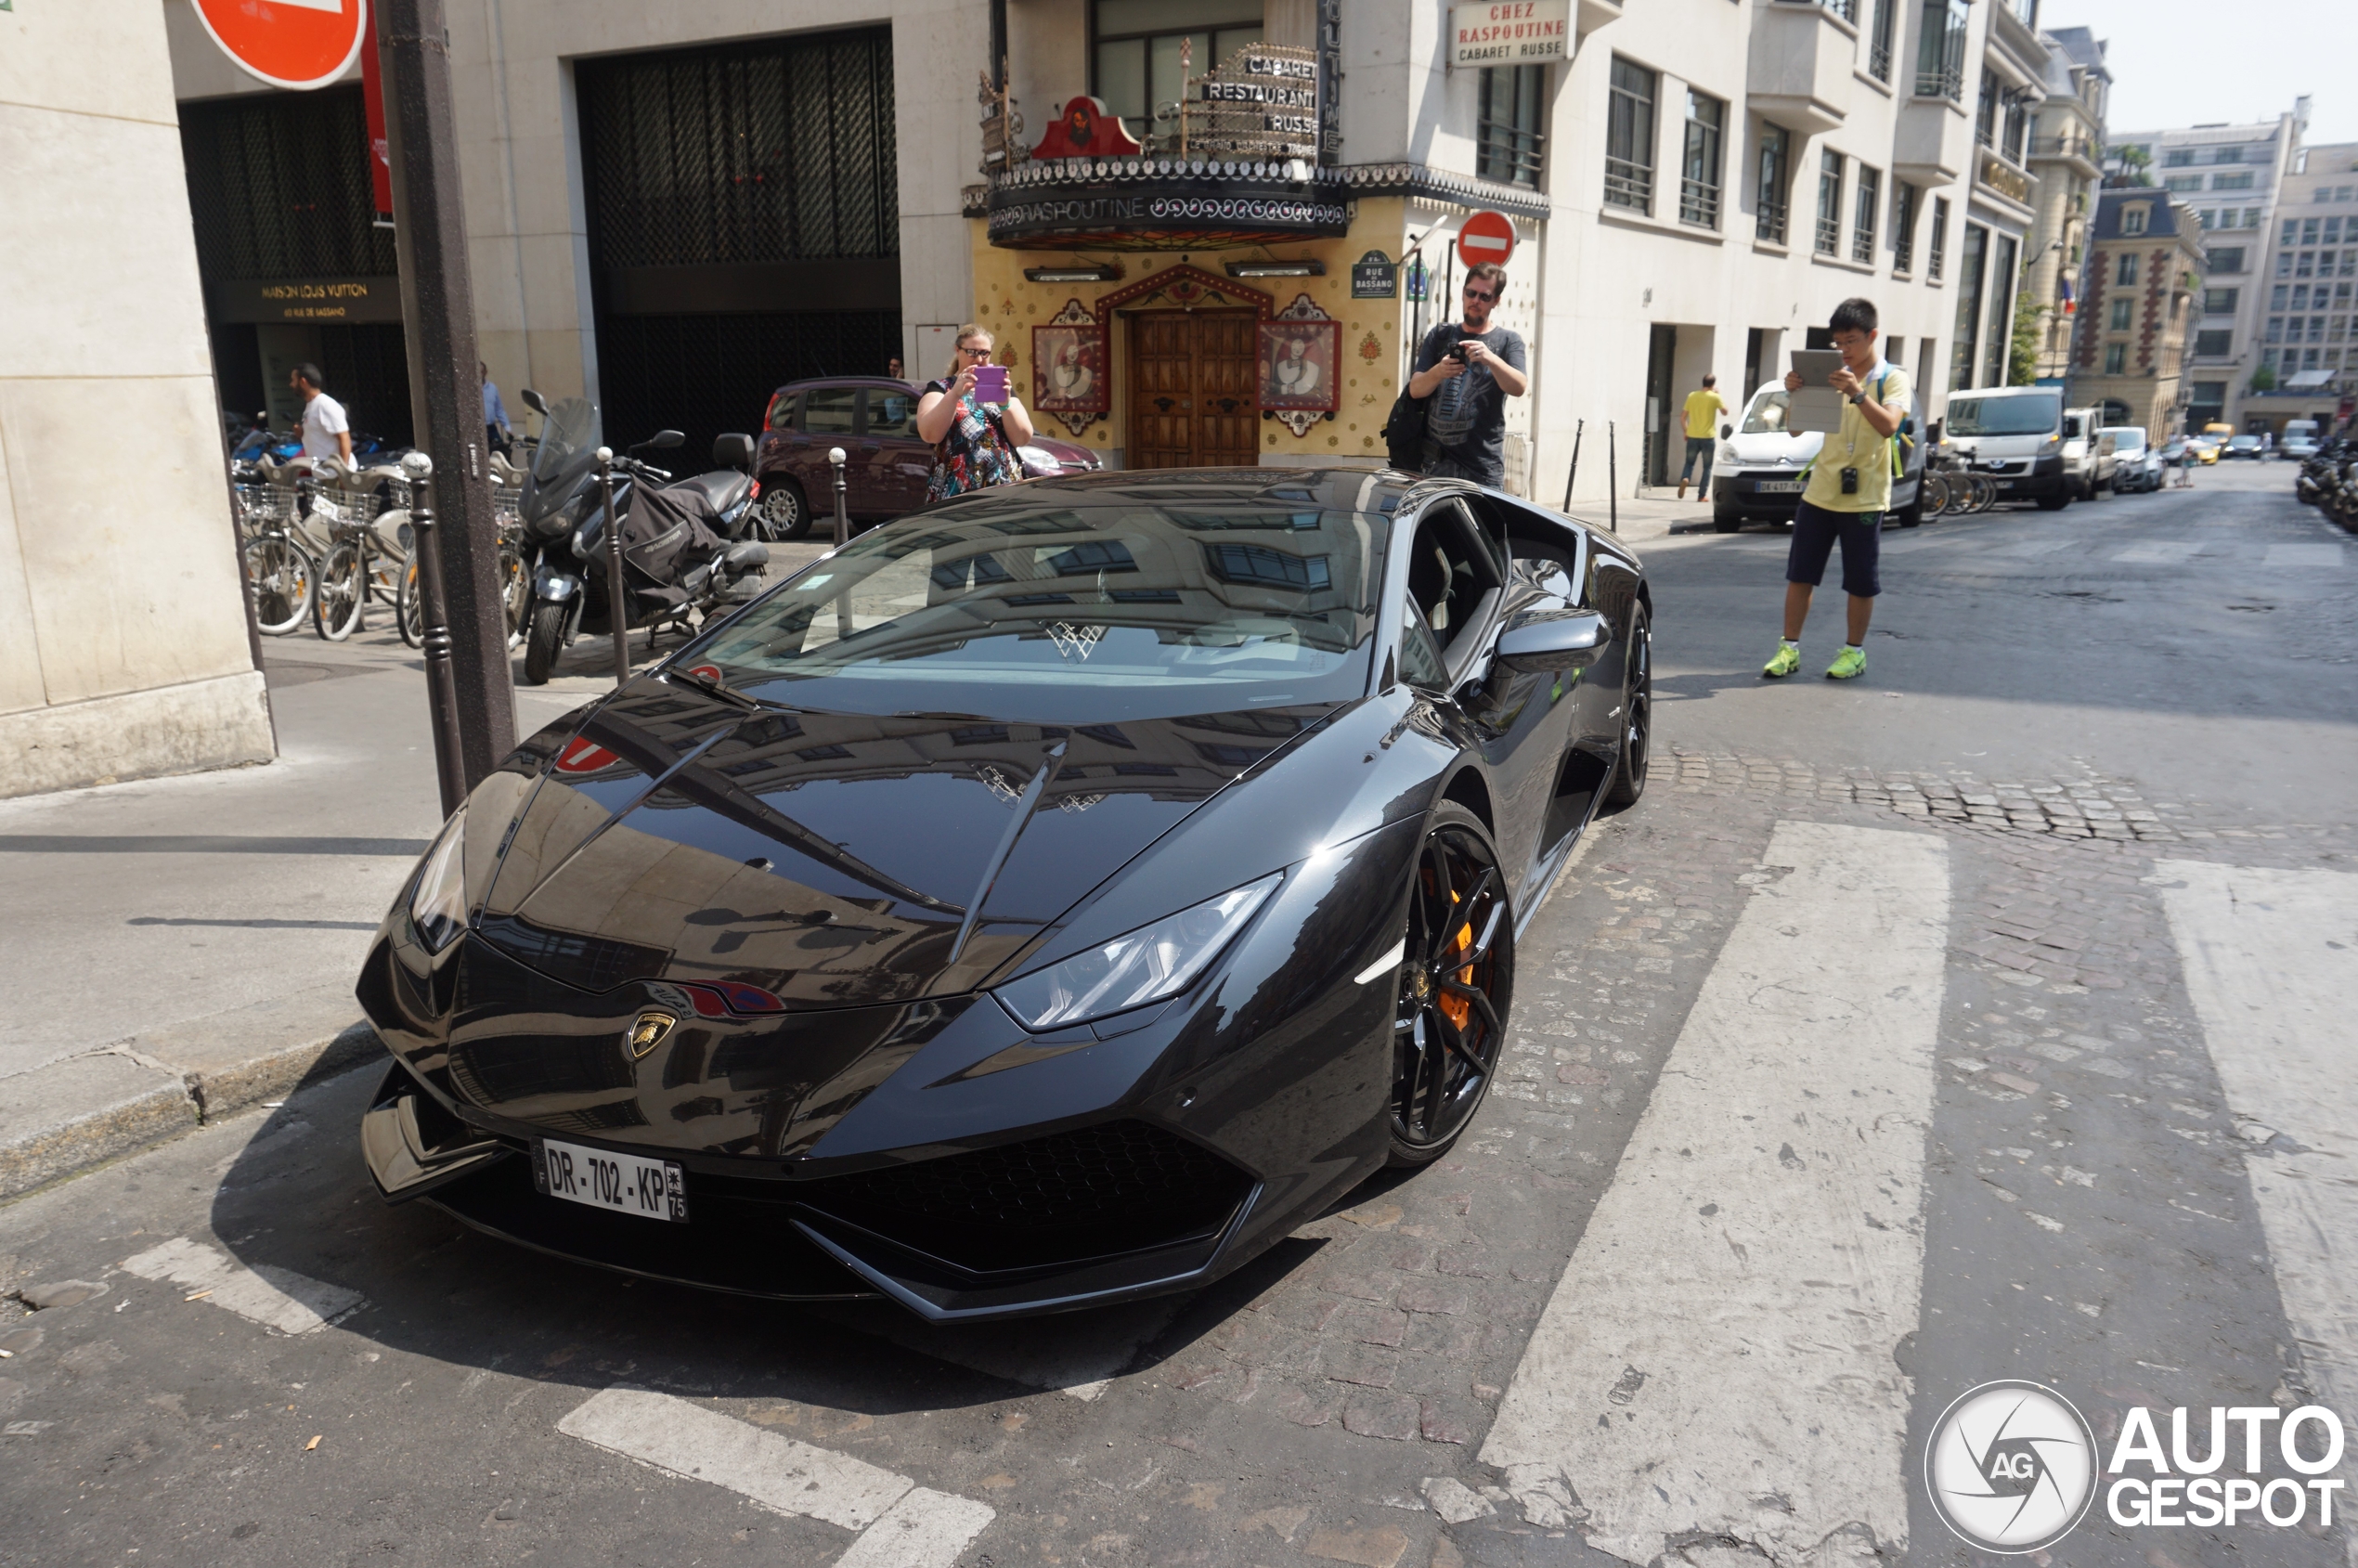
[524,396,602,523]
[686,494,1390,722]
[1741,389,1794,434]
[2229,436,2261,447]
[2102,427,2146,453]
[1948,394,2060,436]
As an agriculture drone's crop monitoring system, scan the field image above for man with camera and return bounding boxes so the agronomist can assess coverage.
[1763,297,1910,681]
[1406,262,1528,486]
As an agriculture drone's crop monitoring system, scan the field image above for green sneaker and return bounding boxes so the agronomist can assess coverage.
[1826,645,1867,680]
[1762,642,1800,678]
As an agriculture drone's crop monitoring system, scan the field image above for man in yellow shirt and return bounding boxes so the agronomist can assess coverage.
[1762,298,1911,681]
[1676,374,1728,500]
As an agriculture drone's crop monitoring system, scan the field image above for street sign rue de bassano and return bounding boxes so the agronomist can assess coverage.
[190,0,369,92]
[1458,210,1517,269]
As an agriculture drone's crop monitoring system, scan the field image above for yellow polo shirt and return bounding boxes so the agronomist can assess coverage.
[1683,388,1728,439]
[1802,363,1911,514]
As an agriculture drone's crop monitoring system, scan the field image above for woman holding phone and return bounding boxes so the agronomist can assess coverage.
[916,324,1034,501]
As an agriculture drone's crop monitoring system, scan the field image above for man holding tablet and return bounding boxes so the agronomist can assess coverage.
[1763,297,1910,680]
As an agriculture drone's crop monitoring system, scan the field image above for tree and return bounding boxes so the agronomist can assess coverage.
[2010,288,2044,386]
[2113,144,2154,188]
[2250,364,2277,393]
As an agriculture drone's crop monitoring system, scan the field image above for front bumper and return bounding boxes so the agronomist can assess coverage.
[1712,473,1811,514]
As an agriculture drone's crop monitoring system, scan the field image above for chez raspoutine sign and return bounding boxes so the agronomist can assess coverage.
[1449,0,1570,67]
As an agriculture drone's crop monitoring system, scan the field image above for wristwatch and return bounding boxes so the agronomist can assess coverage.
[1848,391,1866,406]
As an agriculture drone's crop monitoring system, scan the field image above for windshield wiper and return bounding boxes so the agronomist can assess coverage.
[667,666,760,711]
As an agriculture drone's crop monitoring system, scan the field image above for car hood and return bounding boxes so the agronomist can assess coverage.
[473,680,1335,1010]
[1720,432,1822,468]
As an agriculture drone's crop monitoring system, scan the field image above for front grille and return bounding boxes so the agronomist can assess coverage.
[802,1121,1253,1276]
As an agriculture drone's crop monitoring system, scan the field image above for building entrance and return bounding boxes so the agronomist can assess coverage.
[1127,310,1260,468]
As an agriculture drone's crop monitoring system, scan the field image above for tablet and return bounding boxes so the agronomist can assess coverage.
[1787,349,1848,434]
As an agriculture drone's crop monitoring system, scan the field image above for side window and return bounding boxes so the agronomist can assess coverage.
[803,388,860,434]
[765,392,797,432]
[865,388,918,437]
[1399,603,1451,690]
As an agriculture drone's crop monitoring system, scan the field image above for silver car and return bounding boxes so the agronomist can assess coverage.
[2100,426,2164,493]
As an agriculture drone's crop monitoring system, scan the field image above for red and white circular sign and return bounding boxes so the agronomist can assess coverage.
[1458,210,1518,268]
[191,0,369,92]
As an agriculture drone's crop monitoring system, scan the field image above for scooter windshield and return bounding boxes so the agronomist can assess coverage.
[524,397,602,525]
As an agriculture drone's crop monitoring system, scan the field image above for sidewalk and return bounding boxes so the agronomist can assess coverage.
[0,541,827,1201]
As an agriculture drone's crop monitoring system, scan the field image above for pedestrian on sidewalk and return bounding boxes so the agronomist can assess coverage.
[482,362,511,456]
[291,363,352,467]
[1762,297,1910,682]
[1406,262,1528,487]
[1677,373,1729,501]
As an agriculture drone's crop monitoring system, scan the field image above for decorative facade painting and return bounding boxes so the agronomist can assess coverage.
[1257,295,1337,436]
[1033,304,1108,438]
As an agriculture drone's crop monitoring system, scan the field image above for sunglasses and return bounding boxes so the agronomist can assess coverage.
[1463,285,1498,304]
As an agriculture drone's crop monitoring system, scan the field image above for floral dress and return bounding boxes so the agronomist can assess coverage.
[924,378,1023,502]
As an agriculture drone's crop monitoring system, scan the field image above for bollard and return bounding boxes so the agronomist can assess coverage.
[828,447,850,547]
[401,452,470,816]
[597,447,630,686]
[1607,421,1618,535]
[1561,419,1585,512]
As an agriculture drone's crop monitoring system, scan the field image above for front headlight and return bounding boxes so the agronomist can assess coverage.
[994,873,1282,1031]
[1717,443,1739,465]
[408,809,469,954]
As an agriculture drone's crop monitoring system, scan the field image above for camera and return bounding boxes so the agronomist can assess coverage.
[1449,343,1471,365]
[1840,466,1859,496]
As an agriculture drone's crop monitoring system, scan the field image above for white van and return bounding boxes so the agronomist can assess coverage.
[1943,386,2072,510]
[1709,382,1927,533]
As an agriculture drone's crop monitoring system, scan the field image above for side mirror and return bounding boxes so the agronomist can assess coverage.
[1721,423,1734,440]
[651,429,685,451]
[520,387,550,416]
[1496,609,1609,673]
[713,433,755,471]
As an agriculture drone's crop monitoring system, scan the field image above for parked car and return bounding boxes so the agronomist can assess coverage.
[751,377,1102,539]
[2224,434,2267,460]
[2063,407,2118,499]
[2101,425,2164,492]
[1708,382,1926,532]
[1943,386,2074,509]
[2282,434,2324,462]
[2189,435,2224,465]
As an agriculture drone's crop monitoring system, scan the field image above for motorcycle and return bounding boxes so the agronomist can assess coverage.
[512,390,768,684]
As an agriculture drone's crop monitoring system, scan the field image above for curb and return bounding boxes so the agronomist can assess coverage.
[0,1017,382,1204]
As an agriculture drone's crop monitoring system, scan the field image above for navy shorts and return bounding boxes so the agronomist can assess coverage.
[1786,499,1883,598]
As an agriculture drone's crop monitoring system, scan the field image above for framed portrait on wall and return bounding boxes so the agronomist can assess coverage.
[1031,321,1109,415]
[1256,320,1339,411]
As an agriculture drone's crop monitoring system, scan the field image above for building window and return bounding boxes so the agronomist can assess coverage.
[1929,195,1950,279]
[2277,253,2294,279]
[1604,57,1657,214]
[1985,233,2017,385]
[1478,65,1547,188]
[1756,123,1791,244]
[1679,89,1725,228]
[2117,253,2139,287]
[1976,74,1998,150]
[1815,149,1844,255]
[2123,204,2149,236]
[2102,342,2127,373]
[1915,0,1967,99]
[2265,317,2283,344]
[2108,297,2133,331]
[2212,170,2254,191]
[2207,246,2245,274]
[2195,329,2233,356]
[1893,180,1920,272]
[2303,216,2322,244]
[2164,149,2196,168]
[1091,0,1263,149]
[2296,252,2315,279]
[1951,222,1988,388]
[2002,95,2028,165]
[2270,283,2289,311]
[1868,0,1896,82]
[1853,164,1880,264]
[2163,175,2204,193]
[2205,287,2238,314]
[2213,146,2243,164]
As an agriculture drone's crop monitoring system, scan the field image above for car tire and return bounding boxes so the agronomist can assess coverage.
[1896,495,1924,527]
[1712,508,1743,534]
[2036,495,2069,512]
[1603,606,1650,810]
[757,476,812,541]
[524,601,566,685]
[1385,800,1514,1169]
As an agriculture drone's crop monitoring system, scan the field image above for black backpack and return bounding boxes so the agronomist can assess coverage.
[1381,387,1429,472]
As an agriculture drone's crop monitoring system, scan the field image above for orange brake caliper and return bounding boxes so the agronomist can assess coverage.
[1437,892,1475,1031]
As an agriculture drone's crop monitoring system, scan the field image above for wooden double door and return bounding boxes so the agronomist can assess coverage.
[1128,309,1260,468]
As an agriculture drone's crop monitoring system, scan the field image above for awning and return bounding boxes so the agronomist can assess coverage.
[2285,369,2337,388]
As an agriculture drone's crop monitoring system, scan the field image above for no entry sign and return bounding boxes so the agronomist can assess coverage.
[191,0,369,92]
[1458,210,1517,268]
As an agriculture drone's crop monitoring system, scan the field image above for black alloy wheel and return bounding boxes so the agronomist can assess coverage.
[1387,802,1514,1166]
[1604,605,1651,809]
[758,477,811,540]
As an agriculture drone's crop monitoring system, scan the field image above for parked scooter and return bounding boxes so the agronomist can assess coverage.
[512,390,768,684]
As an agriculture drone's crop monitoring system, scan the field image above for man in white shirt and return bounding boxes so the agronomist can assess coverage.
[292,363,352,465]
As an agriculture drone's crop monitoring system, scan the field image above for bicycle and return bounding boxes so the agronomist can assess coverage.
[240,504,318,636]
[311,486,403,641]
[397,485,527,650]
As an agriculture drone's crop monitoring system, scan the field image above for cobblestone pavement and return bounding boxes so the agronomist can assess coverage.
[0,467,2352,1568]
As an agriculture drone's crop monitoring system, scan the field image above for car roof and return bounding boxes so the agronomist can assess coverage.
[770,378,918,395]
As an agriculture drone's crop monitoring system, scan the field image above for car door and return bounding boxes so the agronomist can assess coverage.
[795,385,862,524]
[859,386,933,517]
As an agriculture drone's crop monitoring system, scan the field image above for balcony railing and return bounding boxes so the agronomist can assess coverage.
[2031,133,2096,162]
[1915,64,1963,100]
[1680,177,1721,229]
[1870,43,1893,80]
[1605,157,1655,214]
[1774,0,1859,19]
[1816,214,1842,254]
[1757,194,1789,244]
[1894,234,1913,272]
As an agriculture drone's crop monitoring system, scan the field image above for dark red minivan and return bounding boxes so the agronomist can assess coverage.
[751,376,1103,538]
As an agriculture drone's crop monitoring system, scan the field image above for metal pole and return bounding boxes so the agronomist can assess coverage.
[598,447,630,685]
[1608,421,1618,535]
[401,453,469,817]
[1561,419,1585,512]
[379,0,516,793]
[829,447,850,547]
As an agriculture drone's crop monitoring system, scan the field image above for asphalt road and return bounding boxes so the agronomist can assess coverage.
[3,461,2353,1568]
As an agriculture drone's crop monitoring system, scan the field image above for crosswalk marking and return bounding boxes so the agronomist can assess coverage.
[558,1385,992,1565]
[1481,822,1951,1566]
[120,1237,362,1335]
[2112,540,2206,564]
[2262,542,2346,568]
[2156,862,2358,1418]
[1990,538,2079,557]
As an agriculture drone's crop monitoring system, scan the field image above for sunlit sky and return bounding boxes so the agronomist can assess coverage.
[2044,0,2357,146]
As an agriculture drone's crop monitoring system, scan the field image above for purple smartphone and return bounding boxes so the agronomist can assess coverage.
[972,364,1009,404]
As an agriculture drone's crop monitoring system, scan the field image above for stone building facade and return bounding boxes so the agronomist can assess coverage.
[2070,189,2203,439]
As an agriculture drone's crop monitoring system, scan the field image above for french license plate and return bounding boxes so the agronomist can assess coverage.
[1997,480,2018,490]
[1756,479,1805,493]
[533,1136,687,1223]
